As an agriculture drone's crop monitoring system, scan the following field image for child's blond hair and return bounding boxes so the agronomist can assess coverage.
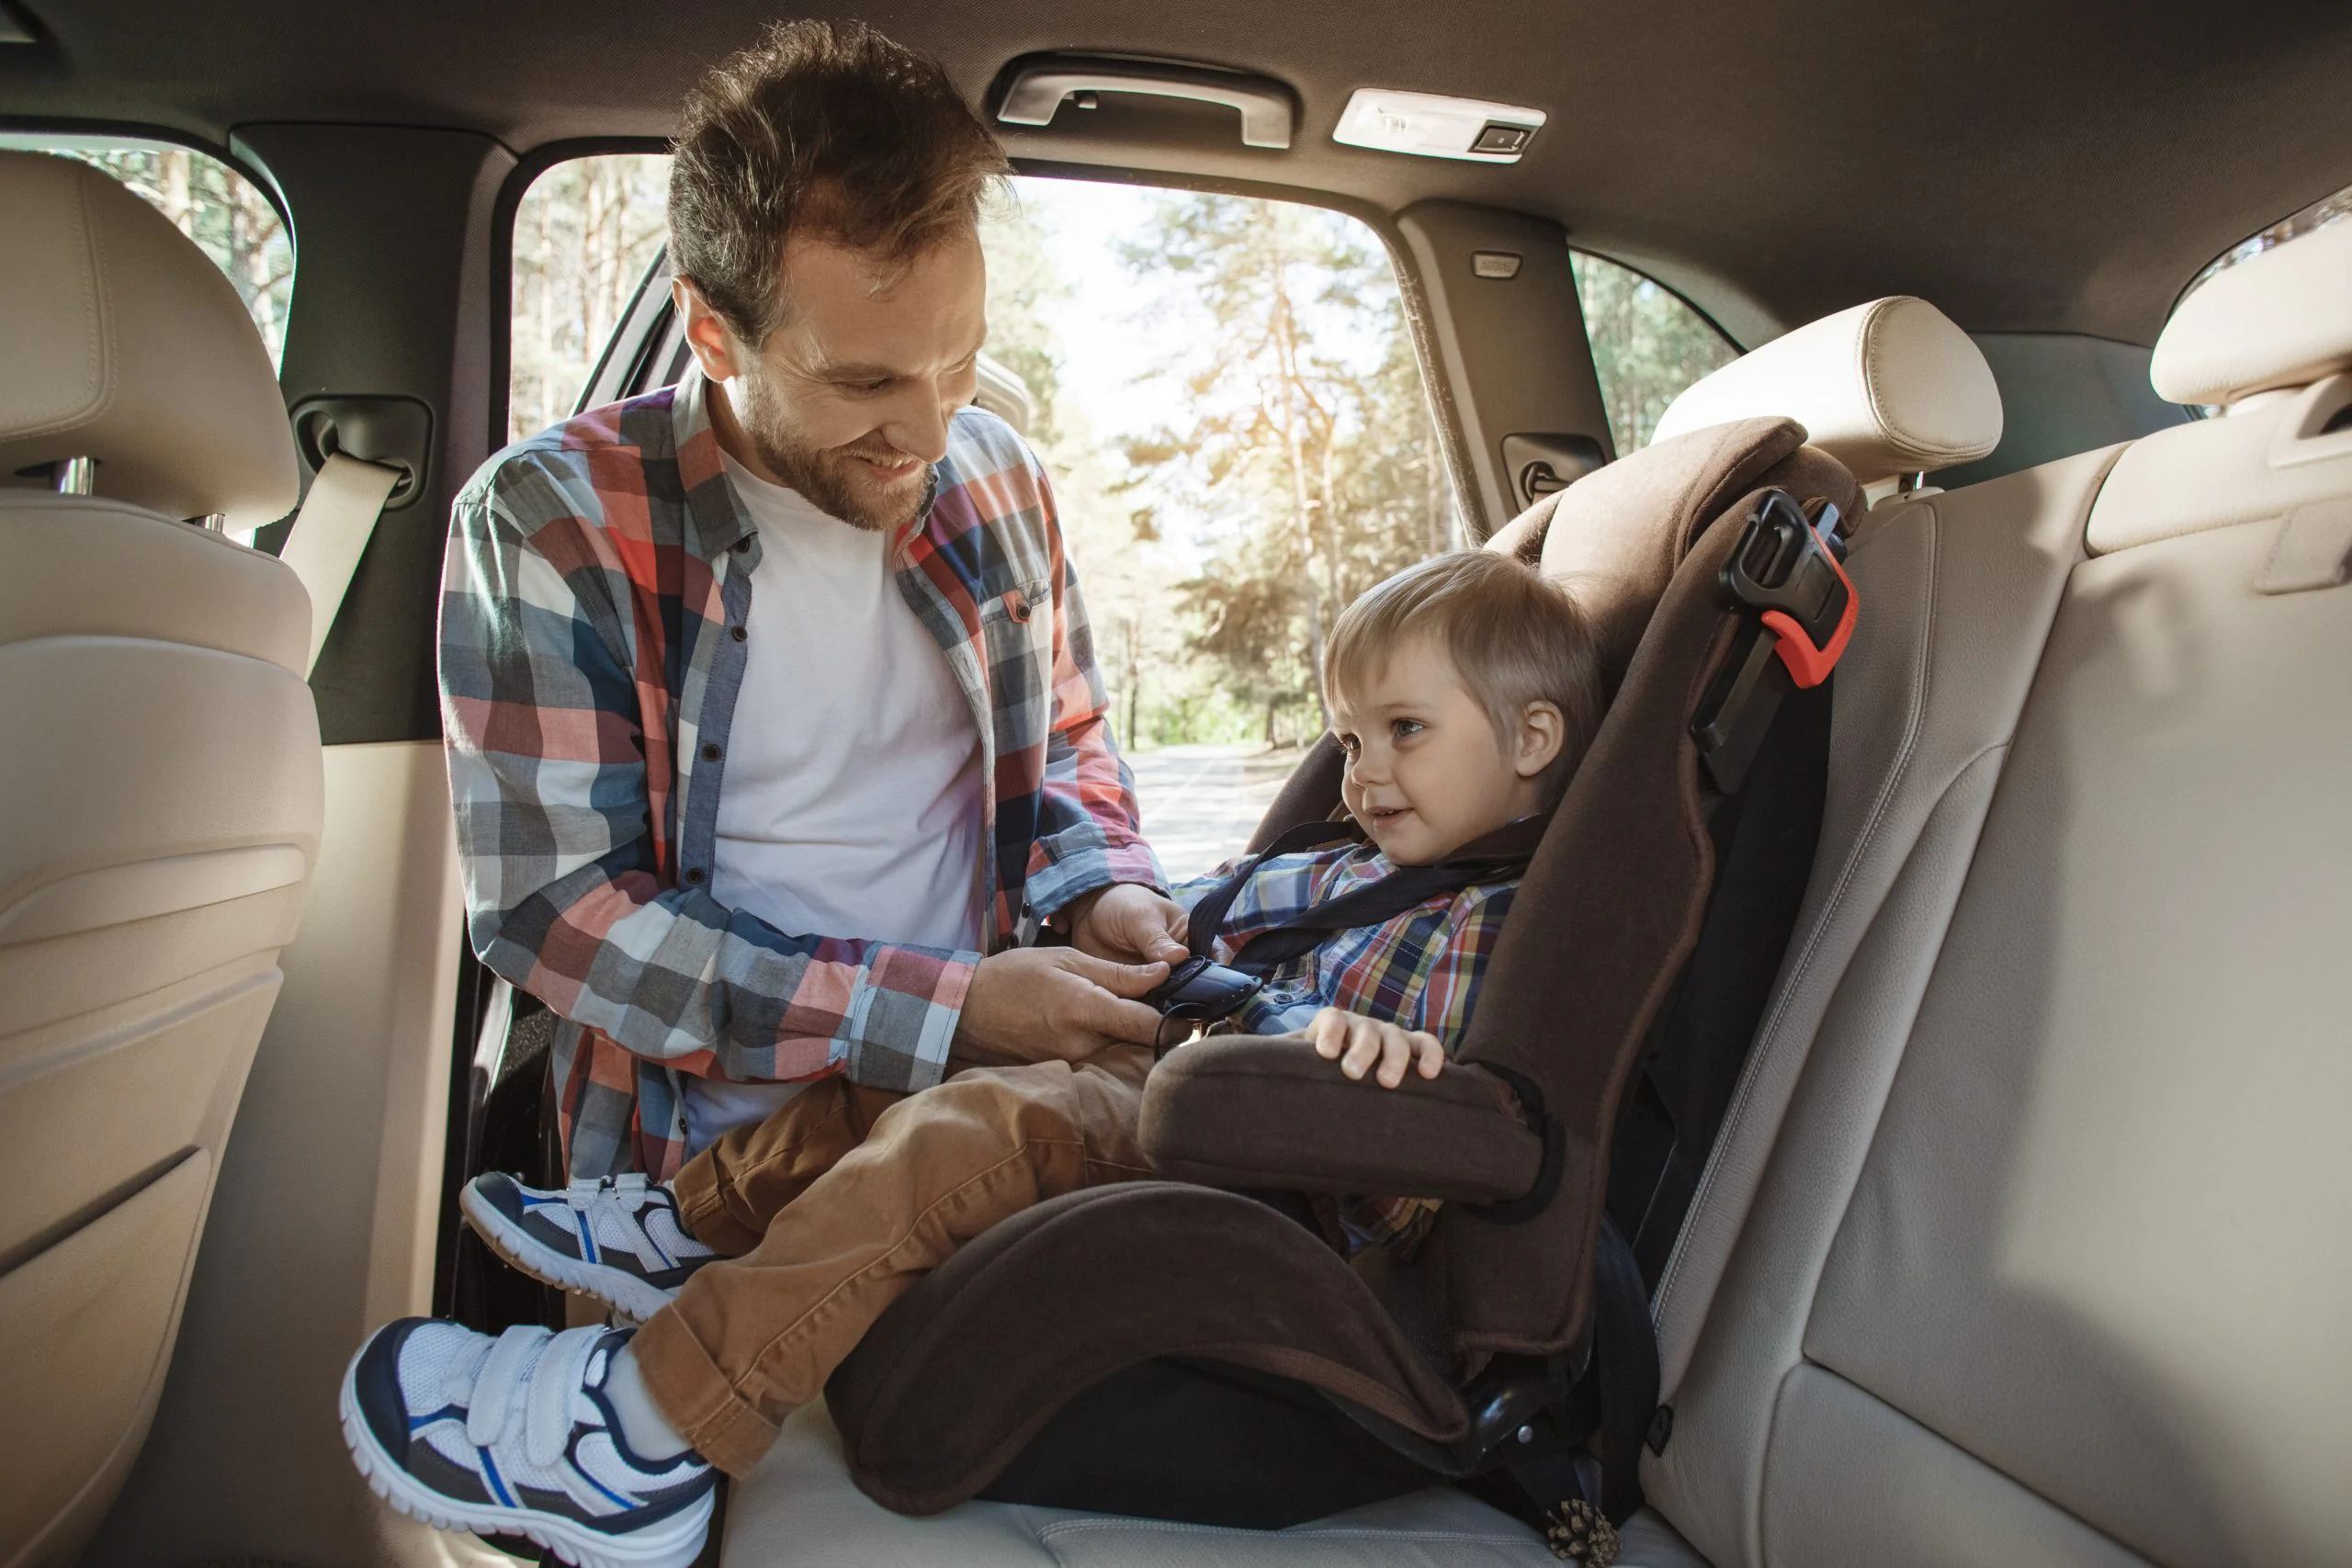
[1324,551,1601,803]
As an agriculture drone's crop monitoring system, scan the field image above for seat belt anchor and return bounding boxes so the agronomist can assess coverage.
[1719,490,1858,690]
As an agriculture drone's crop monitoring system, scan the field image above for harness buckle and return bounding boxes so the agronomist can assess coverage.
[1691,490,1859,795]
[1146,955,1266,1055]
[1718,490,1856,690]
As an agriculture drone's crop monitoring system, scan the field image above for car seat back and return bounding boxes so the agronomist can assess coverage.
[0,152,316,1567]
[1641,219,2352,1567]
[824,404,1880,1525]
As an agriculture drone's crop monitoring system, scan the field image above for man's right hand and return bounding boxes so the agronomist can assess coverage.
[952,947,1170,1066]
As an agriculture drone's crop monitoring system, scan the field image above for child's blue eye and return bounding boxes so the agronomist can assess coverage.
[1391,718,1423,740]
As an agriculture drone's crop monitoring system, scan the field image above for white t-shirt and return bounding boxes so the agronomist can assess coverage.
[685,453,987,1153]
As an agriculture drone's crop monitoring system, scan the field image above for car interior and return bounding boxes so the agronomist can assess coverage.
[2,3,2348,1564]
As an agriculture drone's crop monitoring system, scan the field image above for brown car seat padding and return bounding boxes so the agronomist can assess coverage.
[828,1183,1471,1517]
[1139,1033,1543,1201]
[828,418,1862,1516]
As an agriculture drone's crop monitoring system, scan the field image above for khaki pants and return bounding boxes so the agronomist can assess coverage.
[628,1048,1154,1476]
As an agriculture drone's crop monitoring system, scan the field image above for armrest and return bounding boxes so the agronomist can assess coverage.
[1137,1033,1544,1201]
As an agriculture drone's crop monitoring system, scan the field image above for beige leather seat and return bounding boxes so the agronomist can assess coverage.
[703,299,2006,1566]
[1633,220,2352,1565]
[0,152,318,1566]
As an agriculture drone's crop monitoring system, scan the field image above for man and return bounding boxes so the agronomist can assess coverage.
[337,24,1184,1562]
[446,20,1188,1187]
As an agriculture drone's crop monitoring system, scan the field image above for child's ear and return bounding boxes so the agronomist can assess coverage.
[1512,701,1566,780]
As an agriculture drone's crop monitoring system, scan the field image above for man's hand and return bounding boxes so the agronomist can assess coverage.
[1308,1007,1447,1090]
[1063,882,1190,965]
[953,947,1170,1066]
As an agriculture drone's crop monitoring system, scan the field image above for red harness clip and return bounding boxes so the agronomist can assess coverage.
[1722,491,1859,689]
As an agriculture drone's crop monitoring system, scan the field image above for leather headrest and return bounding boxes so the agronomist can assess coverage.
[1486,415,1859,691]
[1649,296,2003,486]
[2152,218,2352,407]
[0,152,298,529]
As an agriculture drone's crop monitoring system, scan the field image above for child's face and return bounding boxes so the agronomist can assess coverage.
[1329,635,1565,866]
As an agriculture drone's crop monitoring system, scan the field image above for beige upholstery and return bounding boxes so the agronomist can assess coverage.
[1637,231,2352,1563]
[1651,296,2003,485]
[720,1402,1570,1564]
[0,151,298,531]
[0,155,320,1568]
[2152,217,2352,407]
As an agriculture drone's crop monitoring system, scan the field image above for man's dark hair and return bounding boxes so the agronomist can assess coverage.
[668,19,1010,344]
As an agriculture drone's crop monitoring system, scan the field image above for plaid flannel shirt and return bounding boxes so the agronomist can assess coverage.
[441,367,1159,1180]
[1171,838,1519,1258]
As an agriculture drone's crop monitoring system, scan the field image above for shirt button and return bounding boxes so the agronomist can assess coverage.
[701,742,722,761]
[730,624,747,642]
[684,867,706,886]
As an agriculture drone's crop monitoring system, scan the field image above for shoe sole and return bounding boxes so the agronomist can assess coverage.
[339,1344,714,1568]
[461,1181,682,1324]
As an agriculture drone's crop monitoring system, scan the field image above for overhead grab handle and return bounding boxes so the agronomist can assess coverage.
[995,55,1295,150]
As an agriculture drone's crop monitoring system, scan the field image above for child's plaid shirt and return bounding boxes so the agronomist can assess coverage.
[1170,838,1521,1258]
[440,367,1159,1180]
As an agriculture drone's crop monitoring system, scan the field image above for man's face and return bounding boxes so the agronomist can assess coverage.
[678,228,987,533]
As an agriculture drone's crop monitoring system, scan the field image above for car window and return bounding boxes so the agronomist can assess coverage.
[509,152,672,444]
[1569,252,1737,453]
[3,134,293,367]
[514,160,1455,878]
[982,179,1458,875]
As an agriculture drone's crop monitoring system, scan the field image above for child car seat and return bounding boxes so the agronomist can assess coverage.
[824,412,1865,1543]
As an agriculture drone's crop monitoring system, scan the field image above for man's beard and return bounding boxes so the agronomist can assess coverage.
[729,371,931,534]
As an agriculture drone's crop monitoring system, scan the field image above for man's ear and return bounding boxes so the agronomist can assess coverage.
[1511,701,1566,780]
[673,277,744,382]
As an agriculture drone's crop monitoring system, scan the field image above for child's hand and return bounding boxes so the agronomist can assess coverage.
[1308,1008,1447,1089]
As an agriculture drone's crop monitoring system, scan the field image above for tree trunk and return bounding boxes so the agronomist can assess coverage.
[1267,269,1331,732]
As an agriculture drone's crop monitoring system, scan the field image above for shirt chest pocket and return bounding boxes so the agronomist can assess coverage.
[975,581,1055,737]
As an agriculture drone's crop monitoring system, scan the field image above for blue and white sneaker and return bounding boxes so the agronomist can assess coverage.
[462,1172,717,1322]
[341,1318,716,1568]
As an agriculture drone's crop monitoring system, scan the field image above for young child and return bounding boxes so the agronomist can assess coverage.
[340,550,1602,1568]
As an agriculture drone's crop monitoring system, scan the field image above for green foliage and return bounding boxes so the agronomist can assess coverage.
[1114,194,1455,745]
[1570,252,1737,454]
[977,193,1066,450]
[510,154,672,444]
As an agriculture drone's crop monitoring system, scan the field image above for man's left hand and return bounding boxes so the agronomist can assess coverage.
[1064,883,1189,966]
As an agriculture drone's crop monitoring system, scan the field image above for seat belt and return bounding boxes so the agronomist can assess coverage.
[275,452,404,677]
[1146,811,1554,1047]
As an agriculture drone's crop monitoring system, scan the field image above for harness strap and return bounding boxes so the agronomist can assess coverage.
[1186,810,1554,980]
[1179,818,1365,967]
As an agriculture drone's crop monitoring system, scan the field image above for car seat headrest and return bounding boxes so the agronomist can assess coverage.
[1486,414,1838,688]
[2152,218,2352,408]
[1649,296,2003,487]
[0,151,299,530]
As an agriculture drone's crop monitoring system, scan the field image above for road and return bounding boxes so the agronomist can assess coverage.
[1124,743,1307,885]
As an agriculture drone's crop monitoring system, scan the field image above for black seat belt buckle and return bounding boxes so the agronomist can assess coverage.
[1692,491,1860,795]
[1719,490,1857,690]
[1145,956,1265,1054]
